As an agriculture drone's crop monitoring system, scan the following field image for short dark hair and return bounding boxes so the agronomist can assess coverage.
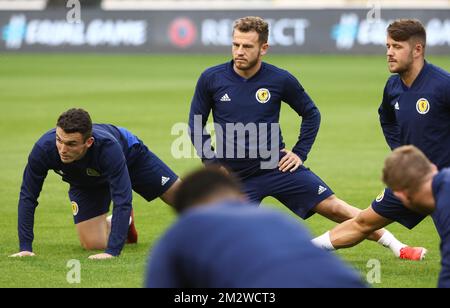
[382,145,433,194]
[387,19,426,47]
[174,167,242,214]
[56,108,93,141]
[233,16,269,45]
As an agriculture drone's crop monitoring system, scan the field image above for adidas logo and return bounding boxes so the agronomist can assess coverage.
[161,176,170,186]
[55,170,65,176]
[318,185,327,195]
[395,102,400,110]
[220,93,231,102]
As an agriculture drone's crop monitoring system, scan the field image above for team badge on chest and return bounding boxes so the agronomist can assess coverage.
[375,189,385,203]
[86,168,101,177]
[71,201,79,216]
[256,88,271,104]
[416,98,430,115]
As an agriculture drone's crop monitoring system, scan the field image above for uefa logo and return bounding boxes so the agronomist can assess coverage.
[168,17,197,49]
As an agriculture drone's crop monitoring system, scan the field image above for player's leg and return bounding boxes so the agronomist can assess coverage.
[76,214,109,250]
[69,187,111,250]
[79,212,135,250]
[312,195,386,242]
[271,170,379,233]
[128,143,181,208]
[324,205,392,249]
[313,188,427,260]
[120,143,182,244]
[270,166,417,258]
[240,172,267,206]
[106,210,136,244]
[159,178,182,206]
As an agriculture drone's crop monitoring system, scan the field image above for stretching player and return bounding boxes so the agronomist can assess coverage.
[314,19,448,261]
[188,16,421,259]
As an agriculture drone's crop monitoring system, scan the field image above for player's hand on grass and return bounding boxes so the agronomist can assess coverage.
[88,253,114,260]
[10,251,36,258]
[279,149,303,172]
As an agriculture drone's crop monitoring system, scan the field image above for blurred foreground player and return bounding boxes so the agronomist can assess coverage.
[146,168,366,288]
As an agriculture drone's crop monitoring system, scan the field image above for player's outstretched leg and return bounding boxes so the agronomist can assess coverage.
[159,179,182,206]
[312,196,427,260]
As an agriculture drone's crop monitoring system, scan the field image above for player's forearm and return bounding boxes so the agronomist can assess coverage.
[189,111,217,163]
[18,198,37,252]
[379,105,401,150]
[292,108,321,161]
[381,123,402,150]
[106,202,132,256]
[102,156,133,256]
[17,160,48,252]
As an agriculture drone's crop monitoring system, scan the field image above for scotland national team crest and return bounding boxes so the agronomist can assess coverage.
[416,98,430,115]
[86,168,101,177]
[375,189,385,202]
[71,201,79,216]
[256,88,271,104]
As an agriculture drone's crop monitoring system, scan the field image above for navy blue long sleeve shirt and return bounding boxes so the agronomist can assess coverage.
[18,124,136,256]
[146,201,365,288]
[379,62,450,169]
[189,61,320,178]
[432,169,450,288]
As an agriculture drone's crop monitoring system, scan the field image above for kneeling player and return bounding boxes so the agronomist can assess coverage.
[10,108,181,259]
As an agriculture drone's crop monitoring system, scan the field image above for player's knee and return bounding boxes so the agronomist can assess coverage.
[328,201,346,219]
[80,238,107,251]
[319,196,358,222]
[353,212,377,235]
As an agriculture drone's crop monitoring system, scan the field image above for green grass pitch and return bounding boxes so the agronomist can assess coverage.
[0,54,448,288]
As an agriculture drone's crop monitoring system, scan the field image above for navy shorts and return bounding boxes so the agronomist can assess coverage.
[371,188,426,229]
[69,144,178,224]
[241,165,334,219]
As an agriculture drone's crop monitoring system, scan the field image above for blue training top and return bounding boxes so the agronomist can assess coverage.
[431,168,450,288]
[379,61,450,169]
[189,60,321,178]
[146,200,366,288]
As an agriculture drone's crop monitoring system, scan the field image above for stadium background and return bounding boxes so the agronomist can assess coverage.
[0,0,449,288]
